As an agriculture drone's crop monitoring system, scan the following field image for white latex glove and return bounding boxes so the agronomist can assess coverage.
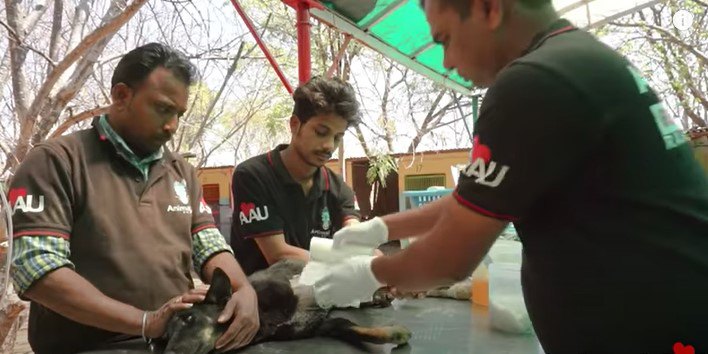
[332,216,388,249]
[312,255,384,309]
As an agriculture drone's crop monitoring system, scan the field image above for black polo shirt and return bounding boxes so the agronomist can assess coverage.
[454,19,708,352]
[230,144,359,275]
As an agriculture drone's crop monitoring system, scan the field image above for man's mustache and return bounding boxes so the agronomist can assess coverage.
[315,151,332,158]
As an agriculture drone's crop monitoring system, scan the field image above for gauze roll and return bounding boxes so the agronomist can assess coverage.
[298,237,376,288]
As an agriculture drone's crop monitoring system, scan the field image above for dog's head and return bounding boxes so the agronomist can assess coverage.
[162,268,232,354]
[161,267,299,354]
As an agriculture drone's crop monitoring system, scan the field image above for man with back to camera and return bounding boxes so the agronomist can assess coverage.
[229,76,364,276]
[9,43,259,354]
[312,0,708,352]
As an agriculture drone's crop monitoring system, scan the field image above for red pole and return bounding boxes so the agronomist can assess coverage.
[230,0,294,95]
[296,0,311,84]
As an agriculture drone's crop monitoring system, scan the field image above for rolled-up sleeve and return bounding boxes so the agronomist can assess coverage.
[12,236,74,296]
[192,227,233,274]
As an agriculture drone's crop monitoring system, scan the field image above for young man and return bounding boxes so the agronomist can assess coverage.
[313,0,708,352]
[10,43,259,354]
[229,76,362,276]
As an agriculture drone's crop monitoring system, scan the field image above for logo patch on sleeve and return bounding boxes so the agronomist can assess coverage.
[239,202,269,224]
[460,136,510,188]
[628,65,686,150]
[9,187,45,214]
[199,197,212,214]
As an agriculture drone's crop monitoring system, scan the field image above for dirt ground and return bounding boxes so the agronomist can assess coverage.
[10,306,31,354]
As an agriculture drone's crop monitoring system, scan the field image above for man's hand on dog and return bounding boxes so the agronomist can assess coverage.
[214,285,260,351]
[144,287,209,339]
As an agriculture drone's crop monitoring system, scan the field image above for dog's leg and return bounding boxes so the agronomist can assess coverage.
[266,308,329,342]
[316,318,411,347]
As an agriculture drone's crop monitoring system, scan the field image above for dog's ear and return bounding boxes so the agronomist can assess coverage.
[204,268,233,307]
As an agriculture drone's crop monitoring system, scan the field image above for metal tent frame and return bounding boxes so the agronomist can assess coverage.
[230,0,665,95]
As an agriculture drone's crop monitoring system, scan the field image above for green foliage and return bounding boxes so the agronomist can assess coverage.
[189,83,216,116]
[366,153,397,187]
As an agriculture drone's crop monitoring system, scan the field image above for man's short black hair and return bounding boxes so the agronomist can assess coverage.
[420,0,471,18]
[420,0,552,18]
[292,76,361,126]
[111,42,197,89]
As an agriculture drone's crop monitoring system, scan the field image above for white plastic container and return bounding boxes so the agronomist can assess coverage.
[470,239,523,306]
[488,262,533,335]
[487,239,522,262]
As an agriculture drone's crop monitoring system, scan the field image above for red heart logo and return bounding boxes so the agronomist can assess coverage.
[8,188,26,205]
[674,342,695,354]
[240,202,255,215]
[471,135,491,163]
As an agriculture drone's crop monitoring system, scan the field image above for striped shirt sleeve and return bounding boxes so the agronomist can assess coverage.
[12,236,75,295]
[192,227,233,275]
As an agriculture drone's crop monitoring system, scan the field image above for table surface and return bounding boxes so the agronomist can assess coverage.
[240,298,543,354]
[84,298,543,354]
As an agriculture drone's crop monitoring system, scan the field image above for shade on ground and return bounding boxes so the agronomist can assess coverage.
[312,0,664,95]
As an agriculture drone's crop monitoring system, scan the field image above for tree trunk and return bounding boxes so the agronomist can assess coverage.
[0,1,49,92]
[4,0,149,173]
[47,0,65,76]
[32,0,144,145]
[5,0,31,119]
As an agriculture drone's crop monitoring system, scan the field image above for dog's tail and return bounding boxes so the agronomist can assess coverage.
[316,317,411,349]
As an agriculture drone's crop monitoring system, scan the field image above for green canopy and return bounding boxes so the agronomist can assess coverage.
[311,0,663,95]
[314,0,473,94]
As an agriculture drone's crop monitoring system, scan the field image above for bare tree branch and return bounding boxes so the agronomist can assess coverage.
[47,0,64,76]
[5,0,149,173]
[65,0,92,55]
[50,105,110,138]
[198,103,260,168]
[4,0,30,118]
[23,1,50,32]
[408,90,446,153]
[0,19,20,43]
[0,0,49,87]
[0,18,57,66]
[606,1,707,128]
[32,0,139,144]
[609,21,708,64]
[646,23,706,126]
[188,42,245,150]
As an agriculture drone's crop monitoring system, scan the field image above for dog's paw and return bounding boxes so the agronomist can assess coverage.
[385,325,412,345]
[350,324,412,345]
